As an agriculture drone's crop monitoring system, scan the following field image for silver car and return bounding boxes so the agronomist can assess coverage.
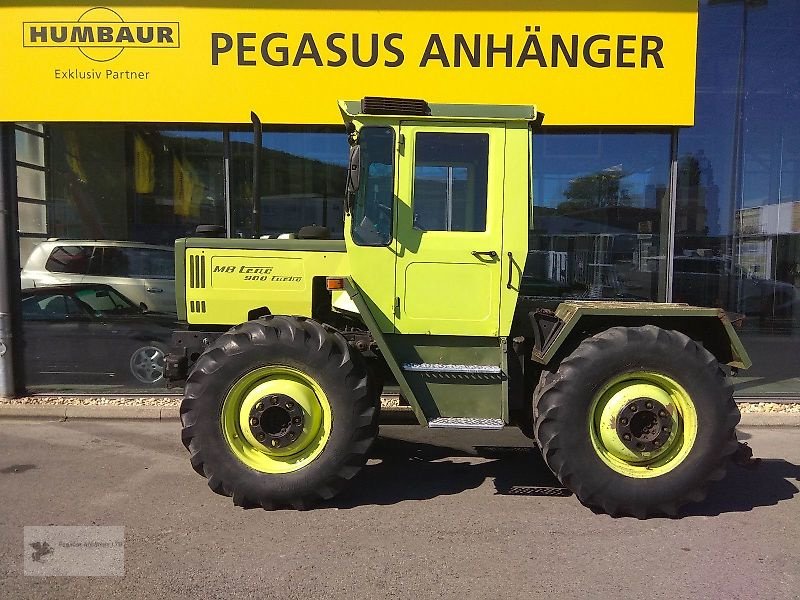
[20,240,176,314]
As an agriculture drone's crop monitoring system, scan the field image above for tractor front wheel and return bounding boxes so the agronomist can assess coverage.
[180,316,379,509]
[533,325,740,518]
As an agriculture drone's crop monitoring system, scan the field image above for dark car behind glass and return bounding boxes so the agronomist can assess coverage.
[21,283,178,389]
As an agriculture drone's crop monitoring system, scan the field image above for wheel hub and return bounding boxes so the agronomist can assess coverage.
[248,394,304,449]
[615,397,673,453]
[130,346,165,384]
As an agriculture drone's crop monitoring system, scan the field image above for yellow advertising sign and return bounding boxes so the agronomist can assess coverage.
[0,1,699,125]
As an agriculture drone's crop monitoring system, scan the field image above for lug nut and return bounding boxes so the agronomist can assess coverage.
[270,397,278,405]
[645,402,653,409]
[271,440,278,447]
[250,418,259,426]
[659,410,668,418]
[286,401,294,409]
[654,441,661,447]
[255,402,263,411]
[620,418,629,426]
[623,433,631,441]
[257,433,265,441]
[293,417,302,424]
[663,427,670,434]
[630,404,638,412]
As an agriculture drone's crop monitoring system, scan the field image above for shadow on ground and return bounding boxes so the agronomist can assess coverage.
[330,431,800,517]
[328,435,568,509]
[684,458,800,517]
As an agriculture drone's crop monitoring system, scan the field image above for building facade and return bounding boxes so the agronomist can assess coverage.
[1,1,798,397]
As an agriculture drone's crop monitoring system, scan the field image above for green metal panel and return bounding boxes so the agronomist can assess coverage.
[343,279,427,425]
[393,121,506,336]
[719,316,752,370]
[344,279,507,423]
[341,123,400,335]
[386,334,507,419]
[178,241,349,326]
[339,100,536,122]
[535,301,752,370]
[499,122,530,336]
[174,238,187,322]
[183,238,346,252]
[384,334,505,421]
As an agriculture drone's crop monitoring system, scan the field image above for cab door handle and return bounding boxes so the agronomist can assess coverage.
[471,250,498,260]
[146,287,164,293]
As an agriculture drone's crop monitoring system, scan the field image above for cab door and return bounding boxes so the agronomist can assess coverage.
[394,123,505,336]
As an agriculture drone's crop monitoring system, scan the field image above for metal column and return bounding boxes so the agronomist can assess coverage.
[665,128,679,303]
[0,124,21,398]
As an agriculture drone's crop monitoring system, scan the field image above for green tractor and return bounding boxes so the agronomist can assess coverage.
[167,97,750,517]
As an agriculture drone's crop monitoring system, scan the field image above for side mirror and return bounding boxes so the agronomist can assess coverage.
[345,144,361,214]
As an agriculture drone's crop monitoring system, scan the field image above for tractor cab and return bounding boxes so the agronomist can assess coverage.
[339,97,534,338]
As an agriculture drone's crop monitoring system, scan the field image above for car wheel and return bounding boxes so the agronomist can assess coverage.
[129,343,167,385]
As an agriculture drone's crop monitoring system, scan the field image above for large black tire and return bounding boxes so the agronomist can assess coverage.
[180,316,379,509]
[533,325,740,518]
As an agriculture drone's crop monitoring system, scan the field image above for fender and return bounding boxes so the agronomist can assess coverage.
[530,301,751,370]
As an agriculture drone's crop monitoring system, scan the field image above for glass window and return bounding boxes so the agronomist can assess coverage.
[22,293,85,320]
[42,125,224,247]
[351,127,395,246]
[676,0,800,397]
[229,127,348,239]
[90,247,175,279]
[74,287,137,314]
[44,246,92,274]
[412,132,488,232]
[530,131,672,301]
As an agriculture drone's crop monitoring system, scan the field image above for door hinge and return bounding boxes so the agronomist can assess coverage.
[398,134,405,150]
[394,296,400,316]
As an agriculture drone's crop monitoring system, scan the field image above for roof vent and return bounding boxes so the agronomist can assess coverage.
[361,96,431,116]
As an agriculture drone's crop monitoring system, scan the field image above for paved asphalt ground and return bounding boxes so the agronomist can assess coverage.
[0,419,798,600]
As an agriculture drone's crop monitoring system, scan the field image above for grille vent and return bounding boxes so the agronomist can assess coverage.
[189,300,207,313]
[361,96,430,116]
[189,254,206,288]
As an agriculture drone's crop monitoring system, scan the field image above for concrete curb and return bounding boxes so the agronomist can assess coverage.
[0,404,798,426]
[738,412,800,427]
[0,404,171,421]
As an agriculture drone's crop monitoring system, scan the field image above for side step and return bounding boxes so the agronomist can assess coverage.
[402,363,502,374]
[428,417,504,430]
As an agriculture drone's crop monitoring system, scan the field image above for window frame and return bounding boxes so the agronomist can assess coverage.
[410,131,490,233]
[350,126,397,248]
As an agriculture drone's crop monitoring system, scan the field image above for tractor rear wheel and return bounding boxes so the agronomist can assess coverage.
[533,325,740,518]
[180,316,379,509]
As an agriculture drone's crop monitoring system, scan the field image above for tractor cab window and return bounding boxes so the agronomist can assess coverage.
[412,132,489,232]
[350,127,395,246]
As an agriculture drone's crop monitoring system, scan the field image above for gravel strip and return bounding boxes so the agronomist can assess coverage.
[1,394,404,408]
[0,396,180,406]
[737,401,800,414]
[0,396,795,412]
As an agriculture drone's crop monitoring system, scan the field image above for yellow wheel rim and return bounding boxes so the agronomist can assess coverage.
[221,366,332,474]
[589,371,698,479]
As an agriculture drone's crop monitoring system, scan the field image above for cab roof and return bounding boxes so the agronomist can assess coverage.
[338,97,537,124]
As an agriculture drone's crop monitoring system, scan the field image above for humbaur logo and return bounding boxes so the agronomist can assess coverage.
[23,6,179,62]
